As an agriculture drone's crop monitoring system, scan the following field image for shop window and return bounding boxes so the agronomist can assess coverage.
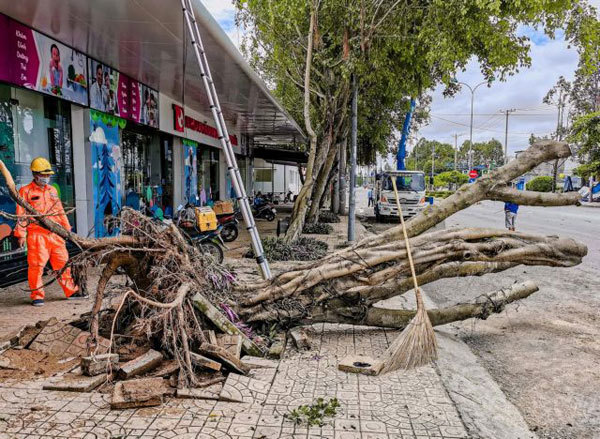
[198,147,219,204]
[0,85,75,256]
[121,128,164,215]
[255,169,273,182]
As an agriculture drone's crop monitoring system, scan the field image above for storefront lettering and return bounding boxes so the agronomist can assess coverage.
[173,104,238,145]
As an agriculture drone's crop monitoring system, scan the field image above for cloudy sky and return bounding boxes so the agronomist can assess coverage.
[204,1,599,158]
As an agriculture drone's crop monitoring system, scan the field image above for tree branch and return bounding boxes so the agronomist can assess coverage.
[488,186,581,206]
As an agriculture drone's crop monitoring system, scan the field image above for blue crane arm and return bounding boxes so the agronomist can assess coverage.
[397,98,416,171]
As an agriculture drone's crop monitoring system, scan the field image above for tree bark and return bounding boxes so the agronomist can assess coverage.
[338,139,348,215]
[332,146,340,214]
[307,140,340,222]
[283,4,319,244]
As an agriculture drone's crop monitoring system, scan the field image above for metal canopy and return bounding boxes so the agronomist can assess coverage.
[0,0,305,140]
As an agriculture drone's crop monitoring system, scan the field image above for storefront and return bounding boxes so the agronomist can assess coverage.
[0,2,304,272]
[0,84,76,256]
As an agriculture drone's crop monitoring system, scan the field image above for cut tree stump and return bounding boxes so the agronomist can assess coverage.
[199,344,249,375]
[117,349,162,379]
[81,353,119,377]
[111,377,166,409]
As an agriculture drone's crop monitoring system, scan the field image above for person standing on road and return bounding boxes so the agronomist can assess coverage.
[14,158,85,306]
[504,201,519,231]
[368,186,374,207]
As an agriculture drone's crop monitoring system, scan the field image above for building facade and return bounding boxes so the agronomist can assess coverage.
[0,1,303,261]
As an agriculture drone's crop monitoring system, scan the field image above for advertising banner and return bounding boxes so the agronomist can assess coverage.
[6,18,88,105]
[183,139,198,205]
[0,15,8,83]
[141,85,159,128]
[88,59,122,116]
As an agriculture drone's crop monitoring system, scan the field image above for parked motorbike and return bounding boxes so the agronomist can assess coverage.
[283,190,294,203]
[217,212,239,242]
[252,201,276,221]
[175,205,226,263]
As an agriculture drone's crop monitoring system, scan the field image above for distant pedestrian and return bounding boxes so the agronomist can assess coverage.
[367,187,374,207]
[504,201,519,231]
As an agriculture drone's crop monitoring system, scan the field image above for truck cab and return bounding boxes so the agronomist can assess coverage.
[374,170,427,221]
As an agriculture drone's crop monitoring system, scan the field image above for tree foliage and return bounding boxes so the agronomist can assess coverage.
[434,171,469,189]
[459,139,504,168]
[526,176,554,192]
[406,139,455,174]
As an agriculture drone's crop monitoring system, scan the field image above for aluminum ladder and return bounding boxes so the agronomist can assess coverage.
[181,0,272,280]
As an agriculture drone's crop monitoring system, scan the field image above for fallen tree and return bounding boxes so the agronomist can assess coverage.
[0,140,587,380]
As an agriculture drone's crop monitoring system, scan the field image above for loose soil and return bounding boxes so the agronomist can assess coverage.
[0,349,78,381]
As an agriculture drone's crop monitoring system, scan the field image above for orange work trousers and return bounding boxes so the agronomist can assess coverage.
[27,232,78,300]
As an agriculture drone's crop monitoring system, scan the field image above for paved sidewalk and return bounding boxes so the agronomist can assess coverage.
[0,323,467,439]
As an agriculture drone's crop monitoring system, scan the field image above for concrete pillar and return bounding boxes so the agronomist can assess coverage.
[71,106,93,237]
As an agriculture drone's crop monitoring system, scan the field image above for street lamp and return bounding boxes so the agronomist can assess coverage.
[457,80,487,170]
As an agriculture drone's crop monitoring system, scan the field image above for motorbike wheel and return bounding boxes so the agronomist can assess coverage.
[198,241,224,264]
[221,224,238,242]
[265,210,276,222]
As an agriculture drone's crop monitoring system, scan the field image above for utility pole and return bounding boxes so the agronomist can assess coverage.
[502,109,516,165]
[454,134,458,171]
[348,74,358,242]
[431,142,435,190]
[552,90,566,192]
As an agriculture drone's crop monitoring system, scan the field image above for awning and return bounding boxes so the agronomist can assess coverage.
[0,0,305,141]
[253,147,308,165]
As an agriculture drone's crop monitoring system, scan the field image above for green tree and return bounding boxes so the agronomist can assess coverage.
[236,0,599,240]
[458,139,503,169]
[433,171,469,189]
[526,176,554,192]
[406,139,455,174]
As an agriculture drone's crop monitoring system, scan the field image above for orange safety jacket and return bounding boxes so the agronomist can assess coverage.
[13,182,71,238]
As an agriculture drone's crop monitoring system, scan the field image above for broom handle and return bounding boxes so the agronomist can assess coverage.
[391,178,420,295]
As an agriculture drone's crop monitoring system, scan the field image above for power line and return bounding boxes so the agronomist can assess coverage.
[430,114,550,136]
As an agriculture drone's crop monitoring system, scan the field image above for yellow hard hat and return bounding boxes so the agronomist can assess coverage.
[30,157,54,175]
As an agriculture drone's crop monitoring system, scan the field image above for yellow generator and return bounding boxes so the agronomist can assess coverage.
[195,207,218,231]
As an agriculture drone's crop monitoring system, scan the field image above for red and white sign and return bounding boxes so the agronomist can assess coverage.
[469,170,478,179]
[172,104,238,145]
[173,104,185,132]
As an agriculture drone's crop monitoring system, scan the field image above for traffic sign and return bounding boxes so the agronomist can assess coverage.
[469,170,478,179]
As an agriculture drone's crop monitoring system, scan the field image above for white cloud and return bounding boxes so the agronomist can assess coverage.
[202,0,241,48]
[416,35,580,157]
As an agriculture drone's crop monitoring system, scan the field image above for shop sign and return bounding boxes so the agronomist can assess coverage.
[88,58,159,128]
[1,14,88,106]
[173,104,238,145]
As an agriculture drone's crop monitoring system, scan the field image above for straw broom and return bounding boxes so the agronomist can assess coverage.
[379,177,437,372]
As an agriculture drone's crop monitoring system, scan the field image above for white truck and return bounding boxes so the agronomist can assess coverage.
[374,170,427,221]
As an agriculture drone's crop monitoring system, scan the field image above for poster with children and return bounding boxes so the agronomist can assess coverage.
[6,18,88,105]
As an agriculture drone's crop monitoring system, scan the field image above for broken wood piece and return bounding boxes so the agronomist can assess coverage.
[111,377,166,409]
[176,383,223,400]
[241,356,279,369]
[43,372,106,392]
[338,355,383,376]
[217,334,243,359]
[199,343,249,375]
[117,349,162,379]
[207,330,218,345]
[150,360,180,378]
[191,292,264,356]
[81,353,119,377]
[190,352,221,372]
[290,327,311,350]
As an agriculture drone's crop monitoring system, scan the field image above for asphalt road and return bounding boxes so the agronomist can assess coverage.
[428,201,600,439]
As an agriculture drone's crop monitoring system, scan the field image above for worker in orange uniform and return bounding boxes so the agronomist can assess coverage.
[14,157,85,306]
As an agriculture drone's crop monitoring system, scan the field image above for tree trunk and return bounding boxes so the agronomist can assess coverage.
[283,6,319,244]
[307,140,339,223]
